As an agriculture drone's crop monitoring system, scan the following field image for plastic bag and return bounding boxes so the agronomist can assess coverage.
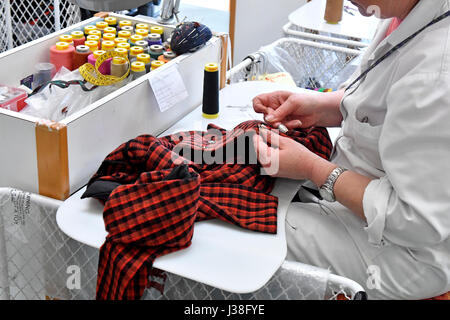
[21,67,132,122]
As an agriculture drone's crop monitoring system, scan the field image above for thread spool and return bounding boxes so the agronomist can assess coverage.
[59,34,74,46]
[111,56,128,77]
[88,29,102,38]
[84,25,97,36]
[114,47,128,58]
[324,0,344,24]
[85,39,99,52]
[158,50,176,63]
[101,40,115,52]
[32,62,55,89]
[104,17,117,27]
[117,42,131,53]
[147,33,162,46]
[135,40,149,53]
[71,31,85,47]
[137,53,151,73]
[88,50,111,75]
[149,44,164,60]
[72,45,91,70]
[136,23,149,30]
[129,46,144,62]
[150,60,165,71]
[50,41,75,71]
[104,27,117,35]
[202,63,219,119]
[96,21,108,34]
[121,26,134,33]
[103,33,116,41]
[130,34,144,46]
[150,26,164,41]
[118,30,131,40]
[135,29,149,39]
[114,37,128,45]
[118,20,133,30]
[131,61,146,80]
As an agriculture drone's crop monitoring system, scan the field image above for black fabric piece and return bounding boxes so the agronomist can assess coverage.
[81,180,122,201]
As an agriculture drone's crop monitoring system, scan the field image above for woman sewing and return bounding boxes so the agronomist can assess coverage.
[252,0,450,299]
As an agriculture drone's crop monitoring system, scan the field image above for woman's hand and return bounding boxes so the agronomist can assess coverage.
[253,126,329,180]
[252,90,345,129]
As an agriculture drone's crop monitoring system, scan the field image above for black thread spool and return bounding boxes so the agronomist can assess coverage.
[202,63,219,119]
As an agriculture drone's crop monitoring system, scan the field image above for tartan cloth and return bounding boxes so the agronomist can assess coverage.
[84,120,332,300]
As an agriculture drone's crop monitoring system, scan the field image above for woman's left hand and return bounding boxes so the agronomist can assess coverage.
[252,126,319,180]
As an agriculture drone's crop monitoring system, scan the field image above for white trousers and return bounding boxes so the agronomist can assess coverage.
[284,187,447,300]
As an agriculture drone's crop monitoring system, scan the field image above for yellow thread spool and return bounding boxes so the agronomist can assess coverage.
[103,33,116,41]
[85,40,99,52]
[118,30,131,39]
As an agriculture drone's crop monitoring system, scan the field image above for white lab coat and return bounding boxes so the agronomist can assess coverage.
[286,0,450,299]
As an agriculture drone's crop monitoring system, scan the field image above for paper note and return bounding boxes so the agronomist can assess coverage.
[148,63,189,113]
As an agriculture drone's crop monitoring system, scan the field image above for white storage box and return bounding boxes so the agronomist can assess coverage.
[0,13,228,200]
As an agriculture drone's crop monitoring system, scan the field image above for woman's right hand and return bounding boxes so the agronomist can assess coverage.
[252,90,344,129]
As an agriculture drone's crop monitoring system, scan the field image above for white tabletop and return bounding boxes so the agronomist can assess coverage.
[57,81,323,293]
[289,0,380,41]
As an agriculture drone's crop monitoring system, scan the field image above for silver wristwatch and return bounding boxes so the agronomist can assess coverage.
[319,167,347,202]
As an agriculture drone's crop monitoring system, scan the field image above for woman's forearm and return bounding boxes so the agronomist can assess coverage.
[316,89,345,127]
[307,155,372,221]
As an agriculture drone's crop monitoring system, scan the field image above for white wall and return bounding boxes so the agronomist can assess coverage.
[232,0,307,65]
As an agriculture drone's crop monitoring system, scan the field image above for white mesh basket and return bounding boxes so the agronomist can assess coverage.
[0,0,82,54]
[227,38,362,91]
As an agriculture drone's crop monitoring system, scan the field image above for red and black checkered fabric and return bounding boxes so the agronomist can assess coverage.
[88,120,332,300]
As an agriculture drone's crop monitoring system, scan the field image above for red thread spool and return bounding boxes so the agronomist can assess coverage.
[73,45,91,70]
[50,41,75,71]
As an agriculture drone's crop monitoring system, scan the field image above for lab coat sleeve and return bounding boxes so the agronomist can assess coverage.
[362,72,450,248]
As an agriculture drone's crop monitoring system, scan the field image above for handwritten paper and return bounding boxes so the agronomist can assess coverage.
[148,63,189,113]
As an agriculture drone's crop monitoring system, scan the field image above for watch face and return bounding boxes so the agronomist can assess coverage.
[319,187,334,202]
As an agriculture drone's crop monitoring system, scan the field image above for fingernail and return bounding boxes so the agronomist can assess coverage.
[265,115,274,122]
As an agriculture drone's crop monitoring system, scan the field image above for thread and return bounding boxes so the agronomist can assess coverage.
[117,42,131,53]
[118,20,133,30]
[137,53,151,73]
[135,29,149,39]
[73,45,91,70]
[121,26,134,33]
[118,30,131,40]
[129,46,144,62]
[324,0,344,24]
[96,21,108,34]
[130,34,144,46]
[88,50,111,75]
[150,60,165,71]
[135,40,149,53]
[71,31,85,47]
[202,63,219,119]
[32,62,55,89]
[103,33,116,42]
[101,40,115,52]
[147,33,163,46]
[150,26,164,41]
[104,17,117,27]
[104,27,117,35]
[149,44,164,60]
[136,23,149,30]
[84,25,97,36]
[114,37,128,45]
[110,56,128,77]
[59,34,74,46]
[158,50,176,63]
[131,61,146,80]
[50,41,75,71]
[85,39,99,52]
[114,47,128,58]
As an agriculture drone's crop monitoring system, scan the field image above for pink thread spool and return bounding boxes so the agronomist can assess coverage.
[88,50,112,75]
[50,41,75,71]
[71,31,86,47]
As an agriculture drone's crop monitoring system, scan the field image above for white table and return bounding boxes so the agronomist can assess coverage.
[284,0,380,47]
[56,81,324,294]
